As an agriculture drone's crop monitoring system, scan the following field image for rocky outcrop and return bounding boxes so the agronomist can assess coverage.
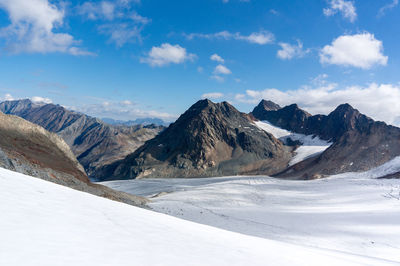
[0,100,164,177]
[252,100,400,179]
[97,99,291,180]
[0,111,147,206]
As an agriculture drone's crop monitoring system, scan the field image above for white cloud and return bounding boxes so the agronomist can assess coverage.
[1,93,14,101]
[130,11,151,24]
[98,23,143,47]
[0,0,92,55]
[270,9,279,15]
[140,43,196,67]
[78,1,116,20]
[378,0,398,17]
[197,66,204,73]
[120,100,132,106]
[211,75,225,82]
[214,64,231,75]
[185,30,274,45]
[73,100,177,122]
[201,92,224,99]
[277,40,309,60]
[235,83,400,126]
[31,96,52,104]
[320,32,388,69]
[210,53,224,63]
[323,0,357,22]
[77,1,150,47]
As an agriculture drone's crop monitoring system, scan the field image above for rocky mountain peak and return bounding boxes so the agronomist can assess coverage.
[259,100,281,111]
[251,100,281,121]
[97,99,291,180]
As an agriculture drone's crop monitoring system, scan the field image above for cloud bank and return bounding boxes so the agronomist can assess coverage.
[235,83,400,126]
[0,0,92,55]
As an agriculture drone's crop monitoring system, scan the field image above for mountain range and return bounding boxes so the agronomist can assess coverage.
[1,98,399,182]
[0,99,164,178]
[97,99,400,180]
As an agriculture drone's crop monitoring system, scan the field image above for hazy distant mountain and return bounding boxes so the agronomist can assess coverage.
[0,99,164,178]
[101,117,169,126]
[97,99,291,180]
[251,100,400,179]
[0,111,146,206]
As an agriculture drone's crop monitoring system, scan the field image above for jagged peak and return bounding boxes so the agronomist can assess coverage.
[257,99,281,111]
[280,103,311,116]
[329,103,360,118]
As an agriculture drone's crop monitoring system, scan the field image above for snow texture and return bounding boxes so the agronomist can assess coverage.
[105,157,400,264]
[254,120,331,165]
[3,168,398,265]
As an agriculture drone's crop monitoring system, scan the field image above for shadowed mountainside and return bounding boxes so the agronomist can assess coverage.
[251,100,400,179]
[97,99,291,180]
[0,111,147,206]
[0,99,164,177]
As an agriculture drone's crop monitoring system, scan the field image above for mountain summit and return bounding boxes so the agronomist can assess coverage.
[97,99,291,180]
[251,99,400,179]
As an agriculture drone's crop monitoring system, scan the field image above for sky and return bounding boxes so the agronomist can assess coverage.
[0,0,399,125]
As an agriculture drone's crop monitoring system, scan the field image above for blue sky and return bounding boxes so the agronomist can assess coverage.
[0,0,399,124]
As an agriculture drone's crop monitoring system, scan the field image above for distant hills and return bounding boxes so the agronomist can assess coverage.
[0,99,164,178]
[101,117,169,126]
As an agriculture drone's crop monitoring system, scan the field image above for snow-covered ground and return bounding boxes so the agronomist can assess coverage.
[105,157,400,264]
[3,168,397,265]
[254,120,331,165]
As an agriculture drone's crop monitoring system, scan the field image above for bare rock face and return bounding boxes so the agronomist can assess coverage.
[0,100,164,177]
[0,111,147,206]
[97,99,291,180]
[252,99,400,179]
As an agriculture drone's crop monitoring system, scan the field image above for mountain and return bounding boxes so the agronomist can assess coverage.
[0,111,146,206]
[102,117,168,126]
[97,99,291,180]
[252,100,400,179]
[0,99,164,177]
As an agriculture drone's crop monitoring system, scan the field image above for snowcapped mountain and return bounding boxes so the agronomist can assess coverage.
[1,167,396,266]
[95,98,400,180]
[251,100,400,179]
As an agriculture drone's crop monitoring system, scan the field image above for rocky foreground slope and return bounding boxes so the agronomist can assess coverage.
[97,99,292,180]
[251,100,400,179]
[0,99,164,177]
[0,111,146,206]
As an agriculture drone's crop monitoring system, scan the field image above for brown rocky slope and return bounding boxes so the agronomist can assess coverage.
[0,111,147,206]
[0,99,164,178]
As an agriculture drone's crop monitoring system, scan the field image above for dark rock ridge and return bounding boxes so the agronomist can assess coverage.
[252,99,400,179]
[97,99,291,180]
[0,111,147,206]
[0,99,164,177]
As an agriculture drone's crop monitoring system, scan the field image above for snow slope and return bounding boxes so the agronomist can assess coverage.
[1,168,394,265]
[105,157,400,264]
[254,120,331,165]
